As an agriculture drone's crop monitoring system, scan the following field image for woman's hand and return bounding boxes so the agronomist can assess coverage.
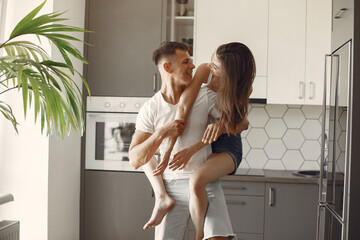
[168,147,195,171]
[202,123,223,144]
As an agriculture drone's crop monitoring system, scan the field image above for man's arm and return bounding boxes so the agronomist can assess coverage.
[129,119,185,169]
[154,63,210,174]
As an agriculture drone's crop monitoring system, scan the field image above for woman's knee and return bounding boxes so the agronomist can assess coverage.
[189,173,206,193]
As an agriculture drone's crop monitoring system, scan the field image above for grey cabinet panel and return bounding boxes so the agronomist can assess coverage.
[83,171,154,239]
[85,0,163,97]
[235,233,263,240]
[264,183,318,240]
[222,180,265,196]
[225,195,265,234]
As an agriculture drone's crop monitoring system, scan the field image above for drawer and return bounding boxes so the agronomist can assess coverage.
[187,231,263,240]
[236,233,263,240]
[225,195,264,234]
[221,181,265,196]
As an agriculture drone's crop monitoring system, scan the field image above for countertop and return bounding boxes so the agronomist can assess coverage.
[111,164,321,184]
[222,169,320,184]
[100,160,320,184]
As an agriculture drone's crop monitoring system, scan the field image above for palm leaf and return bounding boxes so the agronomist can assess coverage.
[0,0,92,137]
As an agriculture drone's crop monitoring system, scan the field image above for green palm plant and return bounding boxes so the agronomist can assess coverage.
[0,0,91,137]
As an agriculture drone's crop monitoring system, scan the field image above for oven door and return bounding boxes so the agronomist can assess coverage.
[85,112,141,171]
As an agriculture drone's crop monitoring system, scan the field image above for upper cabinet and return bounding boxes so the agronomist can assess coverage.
[85,0,163,97]
[267,0,331,105]
[165,0,195,58]
[331,0,354,51]
[85,0,332,103]
[194,0,268,99]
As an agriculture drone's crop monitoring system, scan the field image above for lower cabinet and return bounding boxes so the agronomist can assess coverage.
[221,180,318,240]
[222,181,265,240]
[83,171,155,240]
[264,183,318,240]
[83,173,318,240]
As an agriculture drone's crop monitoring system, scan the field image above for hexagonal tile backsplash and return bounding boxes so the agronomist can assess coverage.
[240,104,323,171]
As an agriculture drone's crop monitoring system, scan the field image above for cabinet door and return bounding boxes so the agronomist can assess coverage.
[86,0,162,97]
[305,0,331,105]
[264,183,318,240]
[194,0,268,99]
[83,171,155,239]
[226,195,265,234]
[267,0,306,104]
[331,0,353,51]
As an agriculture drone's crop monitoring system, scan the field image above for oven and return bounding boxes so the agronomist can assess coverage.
[85,96,149,171]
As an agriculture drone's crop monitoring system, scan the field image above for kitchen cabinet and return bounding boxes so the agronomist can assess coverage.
[264,183,318,240]
[267,0,331,105]
[331,0,353,51]
[165,0,194,52]
[222,181,265,240]
[194,0,268,99]
[83,171,154,239]
[84,0,163,97]
[185,181,265,240]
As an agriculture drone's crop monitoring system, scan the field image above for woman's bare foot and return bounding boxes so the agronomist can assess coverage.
[143,195,175,230]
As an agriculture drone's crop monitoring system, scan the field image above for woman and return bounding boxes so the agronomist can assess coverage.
[144,42,255,240]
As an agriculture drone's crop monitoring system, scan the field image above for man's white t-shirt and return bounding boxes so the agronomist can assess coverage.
[136,87,219,180]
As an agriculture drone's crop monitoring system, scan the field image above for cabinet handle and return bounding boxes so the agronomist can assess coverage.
[269,188,275,206]
[226,201,246,205]
[299,82,304,99]
[334,8,348,19]
[153,73,157,92]
[309,82,315,99]
[222,186,247,191]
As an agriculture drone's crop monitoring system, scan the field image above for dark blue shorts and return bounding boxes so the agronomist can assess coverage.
[211,133,243,175]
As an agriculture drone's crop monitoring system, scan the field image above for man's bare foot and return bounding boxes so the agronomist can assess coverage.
[143,195,175,230]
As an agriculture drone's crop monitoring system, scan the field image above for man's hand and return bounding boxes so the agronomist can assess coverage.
[169,147,194,171]
[202,123,223,144]
[153,152,170,176]
[160,119,186,139]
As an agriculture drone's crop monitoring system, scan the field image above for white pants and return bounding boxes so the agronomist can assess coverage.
[155,179,236,240]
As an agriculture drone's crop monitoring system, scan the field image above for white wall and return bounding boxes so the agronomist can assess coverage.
[0,1,53,240]
[48,0,85,239]
[0,0,85,239]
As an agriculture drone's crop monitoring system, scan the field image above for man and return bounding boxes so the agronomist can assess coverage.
[129,42,235,240]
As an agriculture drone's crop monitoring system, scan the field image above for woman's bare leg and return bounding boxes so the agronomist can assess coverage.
[189,153,235,240]
[142,156,175,229]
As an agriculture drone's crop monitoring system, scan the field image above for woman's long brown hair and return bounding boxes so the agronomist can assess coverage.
[216,42,256,135]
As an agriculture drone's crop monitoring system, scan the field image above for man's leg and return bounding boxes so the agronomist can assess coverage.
[202,179,236,240]
[155,179,191,240]
[189,153,235,240]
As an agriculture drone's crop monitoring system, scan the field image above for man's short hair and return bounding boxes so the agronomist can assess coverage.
[152,42,188,66]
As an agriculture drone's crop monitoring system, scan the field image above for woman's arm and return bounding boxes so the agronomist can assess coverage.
[202,117,249,144]
[167,117,249,171]
[175,63,210,121]
[235,117,249,133]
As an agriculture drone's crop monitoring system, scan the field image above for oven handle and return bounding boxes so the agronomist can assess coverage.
[86,113,137,118]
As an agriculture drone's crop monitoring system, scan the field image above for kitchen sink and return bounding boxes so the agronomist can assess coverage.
[292,170,321,178]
